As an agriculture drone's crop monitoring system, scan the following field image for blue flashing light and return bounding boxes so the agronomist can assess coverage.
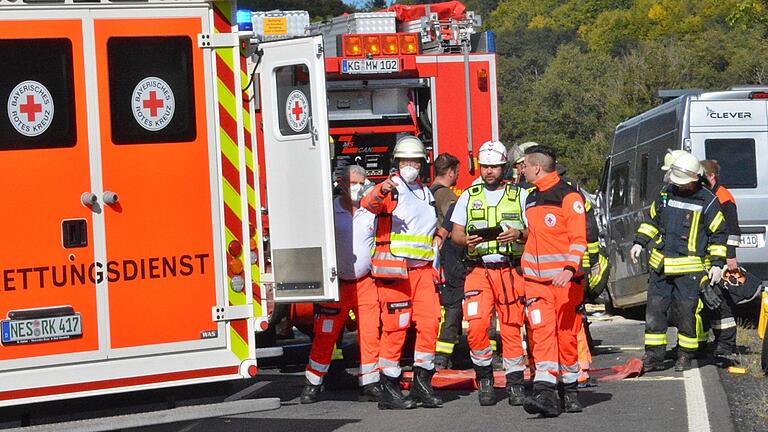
[236,9,253,32]
[486,31,496,53]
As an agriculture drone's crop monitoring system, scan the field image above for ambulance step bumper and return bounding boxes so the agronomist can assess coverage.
[254,347,284,359]
[8,398,281,432]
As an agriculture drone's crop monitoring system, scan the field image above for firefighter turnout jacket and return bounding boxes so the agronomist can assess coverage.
[635,184,727,274]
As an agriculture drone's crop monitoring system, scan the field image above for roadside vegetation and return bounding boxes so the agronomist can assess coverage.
[243,0,768,191]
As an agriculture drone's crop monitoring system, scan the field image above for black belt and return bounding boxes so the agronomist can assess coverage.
[467,258,520,270]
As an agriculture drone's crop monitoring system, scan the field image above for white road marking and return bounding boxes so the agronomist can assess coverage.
[594,345,644,351]
[624,376,685,382]
[684,367,711,432]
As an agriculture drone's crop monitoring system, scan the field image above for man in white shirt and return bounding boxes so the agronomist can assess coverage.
[300,165,381,404]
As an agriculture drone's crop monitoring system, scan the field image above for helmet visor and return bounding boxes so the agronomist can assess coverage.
[667,165,699,185]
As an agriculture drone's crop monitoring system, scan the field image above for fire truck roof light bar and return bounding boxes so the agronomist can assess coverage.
[326,78,429,91]
[3,0,214,4]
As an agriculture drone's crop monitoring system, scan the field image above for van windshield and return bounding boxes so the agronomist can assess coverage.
[705,138,757,189]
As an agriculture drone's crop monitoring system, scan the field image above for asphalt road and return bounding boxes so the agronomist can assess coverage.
[113,316,735,432]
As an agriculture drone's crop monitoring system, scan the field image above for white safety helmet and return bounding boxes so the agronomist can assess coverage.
[509,141,538,165]
[667,152,702,186]
[393,135,427,160]
[661,149,686,171]
[477,140,507,166]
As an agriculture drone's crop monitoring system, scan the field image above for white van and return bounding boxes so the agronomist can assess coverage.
[599,86,768,309]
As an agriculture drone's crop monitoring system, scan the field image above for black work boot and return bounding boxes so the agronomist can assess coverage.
[561,382,583,413]
[434,353,452,370]
[378,375,417,410]
[474,365,495,406]
[505,371,526,406]
[359,381,383,402]
[299,380,322,404]
[410,367,443,408]
[674,352,692,372]
[324,362,359,390]
[642,351,665,373]
[523,385,560,418]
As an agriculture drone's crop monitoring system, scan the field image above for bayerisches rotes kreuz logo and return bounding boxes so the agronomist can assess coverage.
[544,213,557,227]
[132,77,175,131]
[285,89,309,132]
[7,80,54,137]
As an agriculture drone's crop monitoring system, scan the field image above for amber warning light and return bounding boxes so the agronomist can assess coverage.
[341,33,420,57]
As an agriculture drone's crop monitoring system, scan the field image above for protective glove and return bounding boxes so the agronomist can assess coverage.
[708,266,723,285]
[630,244,643,263]
[700,282,723,310]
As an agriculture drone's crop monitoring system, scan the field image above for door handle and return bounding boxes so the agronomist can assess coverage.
[308,115,318,147]
[103,191,119,205]
[81,192,98,207]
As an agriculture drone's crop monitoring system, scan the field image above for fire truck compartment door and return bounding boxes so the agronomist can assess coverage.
[259,36,338,302]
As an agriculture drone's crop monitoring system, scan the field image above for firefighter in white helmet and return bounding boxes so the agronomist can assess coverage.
[631,151,727,372]
[450,140,530,406]
[361,135,442,410]
[661,149,687,171]
[506,141,538,186]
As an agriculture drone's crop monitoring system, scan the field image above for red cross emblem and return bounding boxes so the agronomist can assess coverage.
[544,213,557,227]
[291,100,304,121]
[143,90,164,117]
[285,90,309,132]
[19,94,43,122]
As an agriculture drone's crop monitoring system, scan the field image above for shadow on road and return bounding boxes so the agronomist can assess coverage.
[130,417,362,432]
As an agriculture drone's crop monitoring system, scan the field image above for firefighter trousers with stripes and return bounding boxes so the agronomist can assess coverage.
[697,292,737,353]
[645,272,701,361]
[305,276,381,386]
[524,278,583,388]
[377,265,441,378]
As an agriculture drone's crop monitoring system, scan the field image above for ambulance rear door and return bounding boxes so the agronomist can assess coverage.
[91,7,225,357]
[258,36,338,302]
[0,12,103,368]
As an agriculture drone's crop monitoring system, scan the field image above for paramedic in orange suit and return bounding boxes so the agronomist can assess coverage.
[300,165,382,404]
[361,135,442,410]
[449,140,529,407]
[519,145,587,417]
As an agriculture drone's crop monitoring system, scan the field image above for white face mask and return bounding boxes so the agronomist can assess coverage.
[349,183,363,202]
[400,166,419,183]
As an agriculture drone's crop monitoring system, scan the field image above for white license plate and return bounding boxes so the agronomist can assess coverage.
[739,234,760,248]
[341,58,400,74]
[1,314,82,345]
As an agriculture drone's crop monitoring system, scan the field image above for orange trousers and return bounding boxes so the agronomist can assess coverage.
[572,280,592,382]
[305,276,381,386]
[463,265,526,374]
[377,265,441,378]
[524,278,583,386]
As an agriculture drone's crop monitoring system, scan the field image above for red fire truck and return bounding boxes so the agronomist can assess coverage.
[249,2,501,333]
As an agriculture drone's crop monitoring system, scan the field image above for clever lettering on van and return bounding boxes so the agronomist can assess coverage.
[705,106,752,119]
[2,253,210,291]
